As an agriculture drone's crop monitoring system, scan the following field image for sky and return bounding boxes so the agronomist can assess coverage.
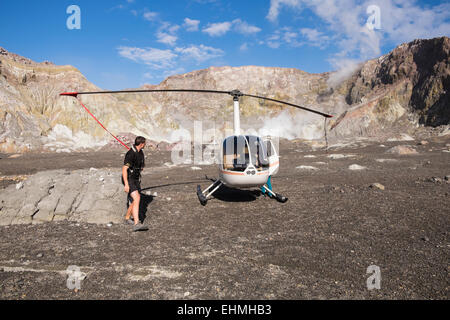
[0,0,449,90]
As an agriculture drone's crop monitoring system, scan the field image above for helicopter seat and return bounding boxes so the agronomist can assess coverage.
[223,154,236,170]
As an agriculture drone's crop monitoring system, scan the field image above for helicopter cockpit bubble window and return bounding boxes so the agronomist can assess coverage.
[264,139,276,157]
[223,136,249,172]
[222,135,270,171]
[246,135,269,170]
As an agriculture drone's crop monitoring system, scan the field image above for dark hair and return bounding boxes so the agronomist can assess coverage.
[135,136,146,146]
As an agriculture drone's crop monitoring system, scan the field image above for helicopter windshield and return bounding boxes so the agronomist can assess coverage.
[222,136,269,171]
[246,136,270,170]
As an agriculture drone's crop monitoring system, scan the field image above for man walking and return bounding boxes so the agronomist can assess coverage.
[122,136,149,232]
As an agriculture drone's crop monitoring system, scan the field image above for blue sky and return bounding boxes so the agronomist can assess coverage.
[0,0,449,90]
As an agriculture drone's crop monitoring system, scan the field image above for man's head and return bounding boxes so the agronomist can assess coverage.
[134,136,146,150]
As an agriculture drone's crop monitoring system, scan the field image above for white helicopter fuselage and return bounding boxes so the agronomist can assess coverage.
[216,97,280,189]
[218,133,280,188]
[219,161,279,188]
[219,165,270,188]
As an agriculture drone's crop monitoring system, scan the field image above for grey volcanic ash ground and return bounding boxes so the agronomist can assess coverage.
[0,136,449,299]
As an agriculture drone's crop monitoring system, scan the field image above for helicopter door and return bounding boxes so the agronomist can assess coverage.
[264,138,279,175]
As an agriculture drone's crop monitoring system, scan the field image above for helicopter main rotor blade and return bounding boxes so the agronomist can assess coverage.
[60,88,333,118]
[242,93,333,118]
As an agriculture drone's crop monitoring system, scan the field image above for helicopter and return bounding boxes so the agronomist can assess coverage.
[60,89,333,205]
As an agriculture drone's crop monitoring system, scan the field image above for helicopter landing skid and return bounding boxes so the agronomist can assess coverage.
[262,185,288,203]
[197,179,223,206]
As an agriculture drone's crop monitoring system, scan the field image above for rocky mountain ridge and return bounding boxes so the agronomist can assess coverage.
[0,36,448,153]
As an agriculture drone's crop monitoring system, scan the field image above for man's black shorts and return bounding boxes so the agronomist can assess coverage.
[122,176,141,203]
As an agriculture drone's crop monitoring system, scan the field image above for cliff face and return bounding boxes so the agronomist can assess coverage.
[0,37,449,153]
[0,47,102,152]
[340,37,449,128]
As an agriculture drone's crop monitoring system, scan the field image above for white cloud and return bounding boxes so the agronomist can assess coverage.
[117,46,177,69]
[239,43,249,51]
[283,30,298,44]
[300,28,330,48]
[156,23,180,46]
[175,44,224,62]
[268,0,450,56]
[265,28,304,48]
[233,19,261,35]
[266,0,302,22]
[266,33,281,48]
[166,24,180,34]
[143,10,158,21]
[266,0,450,84]
[118,43,224,76]
[202,19,261,37]
[157,32,178,46]
[202,21,232,36]
[183,18,200,32]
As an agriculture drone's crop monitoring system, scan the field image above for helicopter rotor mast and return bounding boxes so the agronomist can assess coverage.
[229,90,243,136]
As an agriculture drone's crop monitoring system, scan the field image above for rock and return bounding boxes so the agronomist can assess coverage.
[15,182,23,190]
[163,162,176,168]
[0,169,123,226]
[386,145,418,155]
[445,175,450,181]
[328,154,356,159]
[348,164,366,170]
[375,159,398,163]
[296,165,319,170]
[370,183,385,190]
[421,236,430,242]
[429,177,443,183]
[36,253,43,258]
[418,140,428,145]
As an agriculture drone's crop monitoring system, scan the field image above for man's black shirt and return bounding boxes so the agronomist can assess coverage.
[124,146,145,180]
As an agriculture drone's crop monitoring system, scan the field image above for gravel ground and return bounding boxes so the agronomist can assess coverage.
[0,137,449,299]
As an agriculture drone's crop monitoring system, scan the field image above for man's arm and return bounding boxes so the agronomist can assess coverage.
[122,165,129,193]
